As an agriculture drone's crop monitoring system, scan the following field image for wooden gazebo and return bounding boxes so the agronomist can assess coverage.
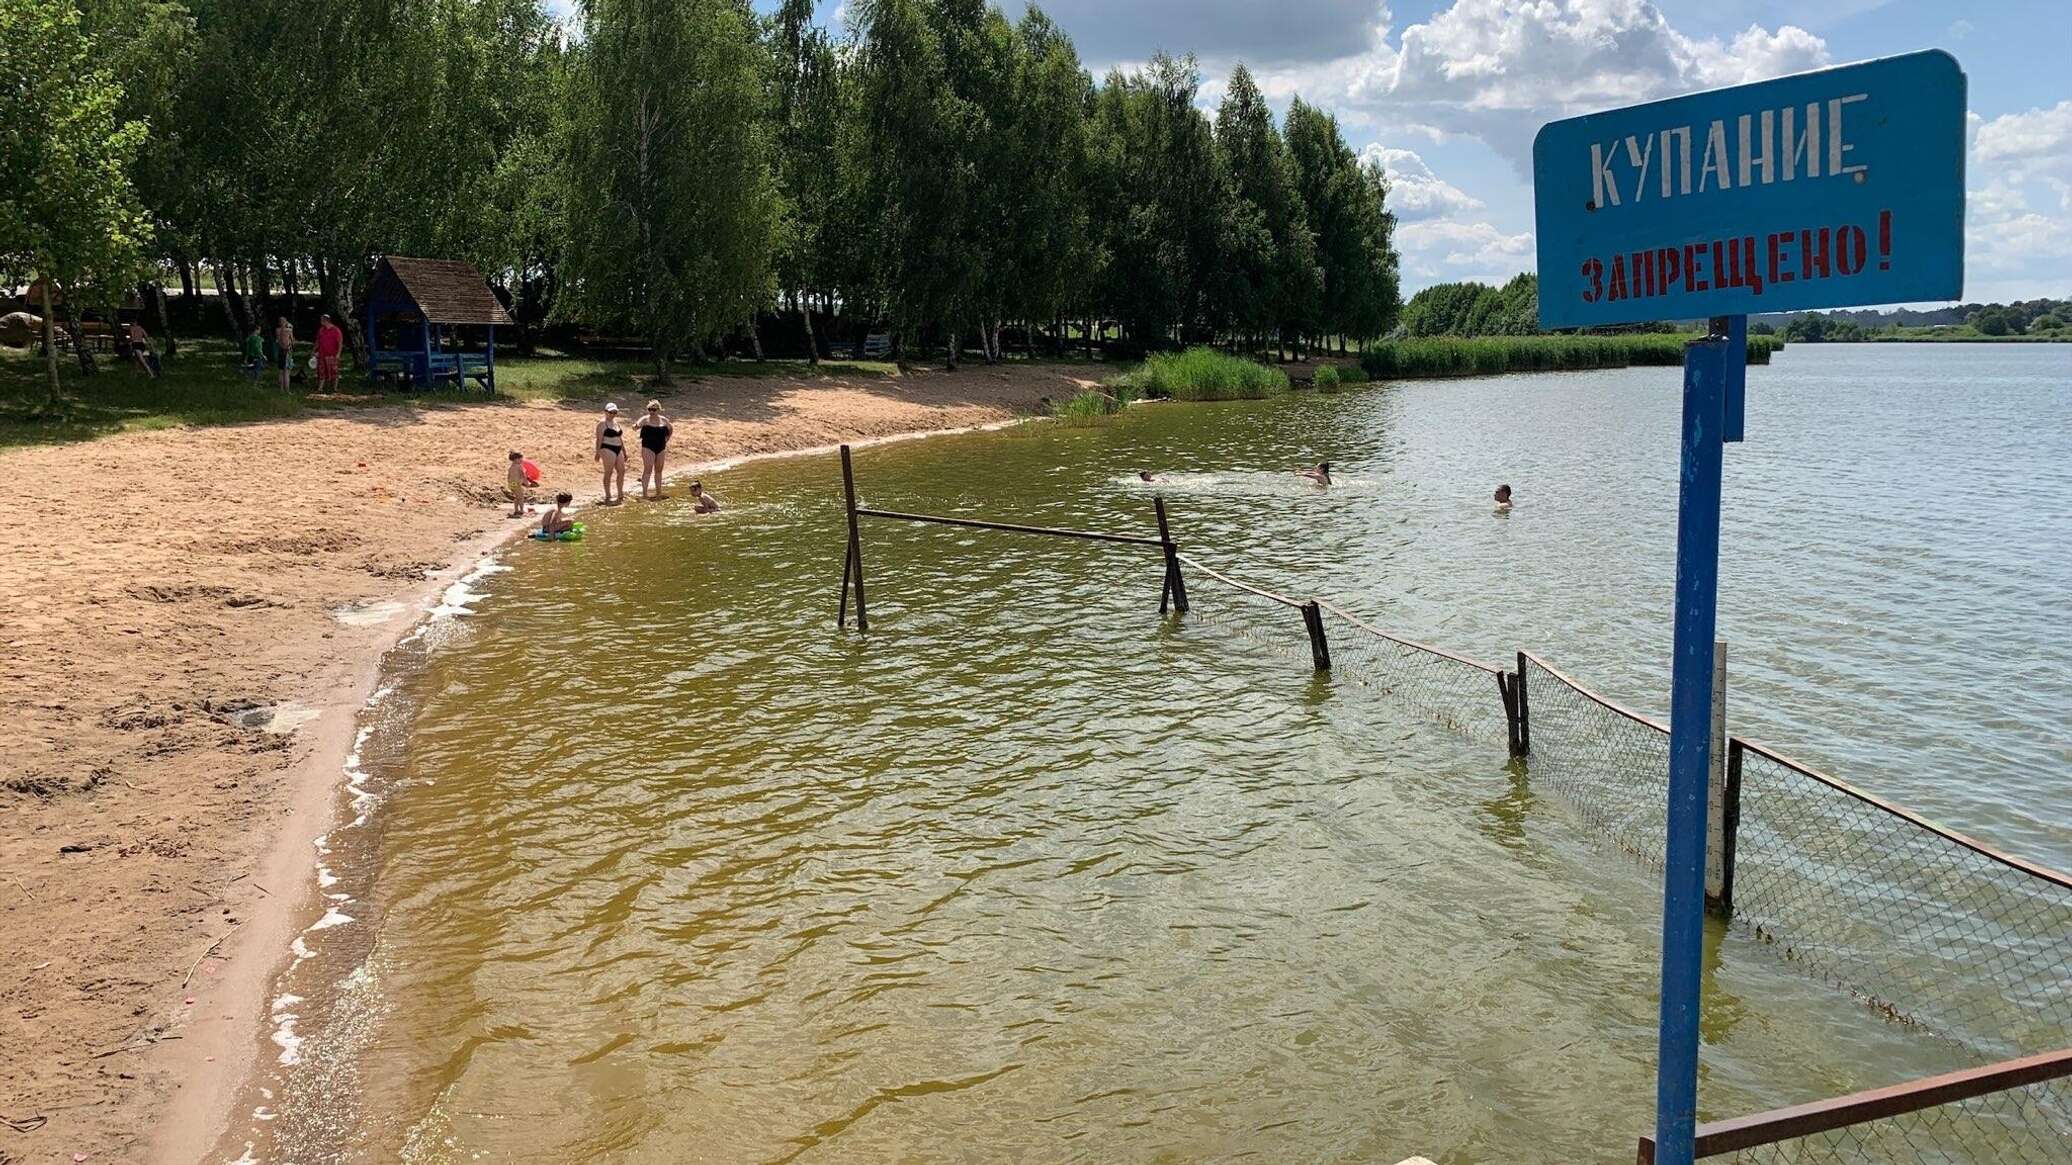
[364,256,513,392]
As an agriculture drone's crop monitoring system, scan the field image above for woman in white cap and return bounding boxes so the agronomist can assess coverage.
[594,402,628,504]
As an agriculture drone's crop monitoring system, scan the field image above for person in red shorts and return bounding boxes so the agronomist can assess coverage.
[314,313,345,393]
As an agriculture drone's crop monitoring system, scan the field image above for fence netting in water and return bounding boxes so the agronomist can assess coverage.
[1714,1075,2072,1164]
[1518,654,1674,869]
[1312,601,1510,742]
[1517,653,2072,1065]
[1172,553,1316,668]
[1173,551,2072,1157]
[1729,743,2072,1060]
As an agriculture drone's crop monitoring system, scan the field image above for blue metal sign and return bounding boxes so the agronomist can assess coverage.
[1534,51,1966,328]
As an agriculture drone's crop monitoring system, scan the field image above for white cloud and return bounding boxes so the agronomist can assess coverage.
[1362,144,1485,220]
[1965,103,2072,295]
[1338,0,1830,172]
[1974,101,2072,170]
[1395,218,1536,288]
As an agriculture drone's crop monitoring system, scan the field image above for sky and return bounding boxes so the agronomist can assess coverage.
[550,0,2072,304]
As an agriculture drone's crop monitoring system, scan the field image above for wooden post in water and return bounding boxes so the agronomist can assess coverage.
[1498,672,1522,757]
[1705,640,1739,917]
[839,444,868,631]
[1302,601,1331,672]
[1154,496,1188,615]
[1513,651,1532,756]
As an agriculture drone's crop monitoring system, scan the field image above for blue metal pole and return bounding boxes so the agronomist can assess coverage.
[1654,323,1733,1165]
[1721,315,1746,443]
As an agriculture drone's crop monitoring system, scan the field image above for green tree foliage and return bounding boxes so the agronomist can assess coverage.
[999,8,1095,354]
[561,0,782,378]
[0,1,151,403]
[769,0,842,360]
[15,0,1404,376]
[1215,66,1320,356]
[1086,54,1239,347]
[1400,274,1538,337]
[1968,308,2012,337]
[1781,313,1863,342]
[1284,99,1399,350]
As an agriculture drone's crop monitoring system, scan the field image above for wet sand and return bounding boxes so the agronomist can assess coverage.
[0,364,1087,1164]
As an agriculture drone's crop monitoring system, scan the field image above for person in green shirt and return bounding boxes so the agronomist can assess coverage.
[240,326,265,379]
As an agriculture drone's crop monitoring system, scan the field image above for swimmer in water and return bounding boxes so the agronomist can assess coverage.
[689,480,720,513]
[541,492,576,535]
[1298,461,1332,486]
[1138,470,1160,483]
[1494,483,1513,513]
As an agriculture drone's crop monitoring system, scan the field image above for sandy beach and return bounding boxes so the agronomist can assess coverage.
[0,364,1085,1165]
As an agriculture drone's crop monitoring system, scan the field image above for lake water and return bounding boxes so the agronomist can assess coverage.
[227,343,2071,1164]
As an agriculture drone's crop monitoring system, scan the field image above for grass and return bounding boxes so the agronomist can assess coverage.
[1311,363,1368,392]
[1359,333,1782,379]
[0,339,900,449]
[1052,388,1125,421]
[1110,347,1290,401]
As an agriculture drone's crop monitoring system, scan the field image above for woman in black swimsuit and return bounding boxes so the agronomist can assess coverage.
[636,399,673,500]
[594,402,628,504]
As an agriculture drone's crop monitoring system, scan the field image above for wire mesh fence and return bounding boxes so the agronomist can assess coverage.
[1729,742,2072,1061]
[1517,653,1674,868]
[1314,601,1511,742]
[1713,1076,2072,1165]
[1652,1050,2072,1165]
[1172,553,1316,668]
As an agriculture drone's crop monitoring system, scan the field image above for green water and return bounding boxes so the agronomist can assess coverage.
[235,345,2070,1163]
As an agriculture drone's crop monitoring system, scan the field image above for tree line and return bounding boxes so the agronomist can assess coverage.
[1,0,1404,387]
[1777,298,2068,341]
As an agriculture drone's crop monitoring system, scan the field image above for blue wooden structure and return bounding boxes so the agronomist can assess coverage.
[364,256,514,392]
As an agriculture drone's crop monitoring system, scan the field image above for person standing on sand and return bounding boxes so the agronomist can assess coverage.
[595,402,628,504]
[507,451,530,518]
[274,316,297,392]
[636,399,673,500]
[314,313,344,394]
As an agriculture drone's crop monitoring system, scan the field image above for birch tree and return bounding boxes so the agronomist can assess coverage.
[0,2,151,407]
[562,0,781,380]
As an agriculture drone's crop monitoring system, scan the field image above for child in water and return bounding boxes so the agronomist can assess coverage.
[689,480,720,514]
[1299,461,1333,486]
[1493,483,1513,513]
[507,451,529,517]
[541,492,576,535]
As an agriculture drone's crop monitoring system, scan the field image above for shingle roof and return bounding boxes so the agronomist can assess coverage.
[372,256,515,326]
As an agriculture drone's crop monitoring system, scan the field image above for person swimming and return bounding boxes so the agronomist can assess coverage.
[1298,461,1333,486]
[1493,483,1513,513]
[541,492,576,535]
[689,480,720,513]
[1138,470,1159,483]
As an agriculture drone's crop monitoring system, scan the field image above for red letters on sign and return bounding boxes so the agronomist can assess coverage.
[1576,210,1895,305]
